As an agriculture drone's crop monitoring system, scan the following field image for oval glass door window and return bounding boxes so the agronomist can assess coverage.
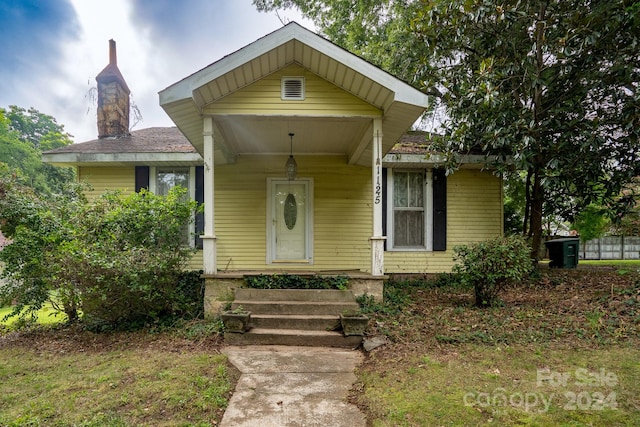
[284,193,297,230]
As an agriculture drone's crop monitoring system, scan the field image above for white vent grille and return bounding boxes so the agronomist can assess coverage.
[281,77,305,100]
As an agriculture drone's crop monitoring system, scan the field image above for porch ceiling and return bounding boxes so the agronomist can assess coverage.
[159,22,428,167]
[214,115,371,156]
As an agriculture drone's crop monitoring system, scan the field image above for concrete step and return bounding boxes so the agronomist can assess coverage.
[251,314,341,331]
[234,288,357,302]
[224,328,362,348]
[231,300,359,316]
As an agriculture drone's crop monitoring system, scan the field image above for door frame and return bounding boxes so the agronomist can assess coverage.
[266,177,314,265]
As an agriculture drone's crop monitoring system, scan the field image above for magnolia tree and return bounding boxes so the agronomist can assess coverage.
[256,0,640,258]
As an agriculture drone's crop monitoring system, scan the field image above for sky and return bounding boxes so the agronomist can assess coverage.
[0,0,314,143]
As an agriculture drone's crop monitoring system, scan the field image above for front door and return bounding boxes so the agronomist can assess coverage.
[269,179,311,263]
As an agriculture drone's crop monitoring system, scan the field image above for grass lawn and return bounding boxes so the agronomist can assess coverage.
[579,259,640,267]
[352,268,640,426]
[0,303,67,327]
[355,346,637,426]
[0,325,234,427]
[1,267,638,426]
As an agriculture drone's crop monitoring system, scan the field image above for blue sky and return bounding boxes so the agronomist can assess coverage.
[0,0,313,142]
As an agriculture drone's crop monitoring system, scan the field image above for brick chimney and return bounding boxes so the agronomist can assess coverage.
[96,39,130,138]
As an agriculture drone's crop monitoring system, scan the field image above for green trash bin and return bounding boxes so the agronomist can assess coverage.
[545,238,580,268]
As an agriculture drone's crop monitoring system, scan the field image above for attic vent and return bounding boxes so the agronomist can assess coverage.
[281,77,305,100]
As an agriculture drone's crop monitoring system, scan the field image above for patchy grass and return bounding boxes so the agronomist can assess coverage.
[355,346,638,426]
[353,268,640,426]
[0,324,235,426]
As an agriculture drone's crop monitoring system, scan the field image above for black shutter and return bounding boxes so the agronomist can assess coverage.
[432,169,447,251]
[194,166,204,249]
[134,166,149,192]
[382,168,387,251]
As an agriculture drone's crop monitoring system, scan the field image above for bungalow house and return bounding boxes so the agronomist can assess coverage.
[43,23,502,316]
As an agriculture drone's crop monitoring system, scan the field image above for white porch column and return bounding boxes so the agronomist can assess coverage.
[201,116,217,274]
[371,118,385,276]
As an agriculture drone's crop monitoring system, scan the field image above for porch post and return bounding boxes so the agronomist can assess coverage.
[202,116,217,274]
[371,118,385,276]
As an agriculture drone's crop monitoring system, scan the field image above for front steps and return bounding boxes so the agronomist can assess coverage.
[224,289,364,347]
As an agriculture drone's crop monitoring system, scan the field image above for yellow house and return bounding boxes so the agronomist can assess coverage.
[44,23,502,314]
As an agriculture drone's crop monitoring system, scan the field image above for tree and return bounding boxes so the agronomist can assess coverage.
[571,204,611,242]
[256,0,640,259]
[0,106,75,194]
[0,111,45,189]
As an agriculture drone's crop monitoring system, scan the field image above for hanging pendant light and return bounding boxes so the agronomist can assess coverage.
[285,132,297,181]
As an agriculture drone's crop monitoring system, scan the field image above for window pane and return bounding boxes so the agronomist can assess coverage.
[394,172,408,207]
[409,172,424,207]
[394,211,424,247]
[157,169,189,197]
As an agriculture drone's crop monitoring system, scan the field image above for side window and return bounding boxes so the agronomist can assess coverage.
[386,168,445,251]
[157,168,193,245]
[136,166,202,248]
[392,171,425,248]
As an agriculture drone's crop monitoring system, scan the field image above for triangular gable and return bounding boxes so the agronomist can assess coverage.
[159,22,428,166]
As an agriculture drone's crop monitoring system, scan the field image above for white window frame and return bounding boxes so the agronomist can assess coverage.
[386,168,433,251]
[149,166,196,248]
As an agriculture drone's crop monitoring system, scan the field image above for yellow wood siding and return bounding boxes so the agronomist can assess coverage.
[385,169,503,273]
[187,250,204,271]
[205,64,381,117]
[77,164,501,274]
[78,167,136,201]
[214,155,372,272]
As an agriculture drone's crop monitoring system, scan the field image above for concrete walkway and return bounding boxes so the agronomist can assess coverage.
[221,345,366,427]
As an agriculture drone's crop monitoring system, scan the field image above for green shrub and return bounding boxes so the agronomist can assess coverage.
[173,270,205,319]
[62,188,199,328]
[244,274,348,290]
[0,176,84,321]
[453,235,533,307]
[0,172,201,329]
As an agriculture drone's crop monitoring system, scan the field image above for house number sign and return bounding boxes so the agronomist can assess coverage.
[374,160,382,205]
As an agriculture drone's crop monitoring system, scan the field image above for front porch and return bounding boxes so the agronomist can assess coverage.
[203,270,386,316]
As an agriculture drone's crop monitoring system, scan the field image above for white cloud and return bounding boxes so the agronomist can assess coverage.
[1,0,314,142]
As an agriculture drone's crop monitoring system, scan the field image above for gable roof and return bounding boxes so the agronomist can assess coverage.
[159,22,428,166]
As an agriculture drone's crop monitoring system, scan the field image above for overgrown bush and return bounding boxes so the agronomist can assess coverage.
[0,172,201,328]
[173,270,205,319]
[453,235,533,307]
[0,175,83,321]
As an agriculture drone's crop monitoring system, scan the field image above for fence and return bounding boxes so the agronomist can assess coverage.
[581,236,640,260]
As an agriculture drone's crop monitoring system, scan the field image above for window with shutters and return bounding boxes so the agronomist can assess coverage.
[281,77,305,100]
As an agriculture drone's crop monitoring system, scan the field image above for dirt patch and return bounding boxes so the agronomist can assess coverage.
[364,268,639,353]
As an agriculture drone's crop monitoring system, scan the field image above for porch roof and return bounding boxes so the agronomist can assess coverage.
[159,22,428,167]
